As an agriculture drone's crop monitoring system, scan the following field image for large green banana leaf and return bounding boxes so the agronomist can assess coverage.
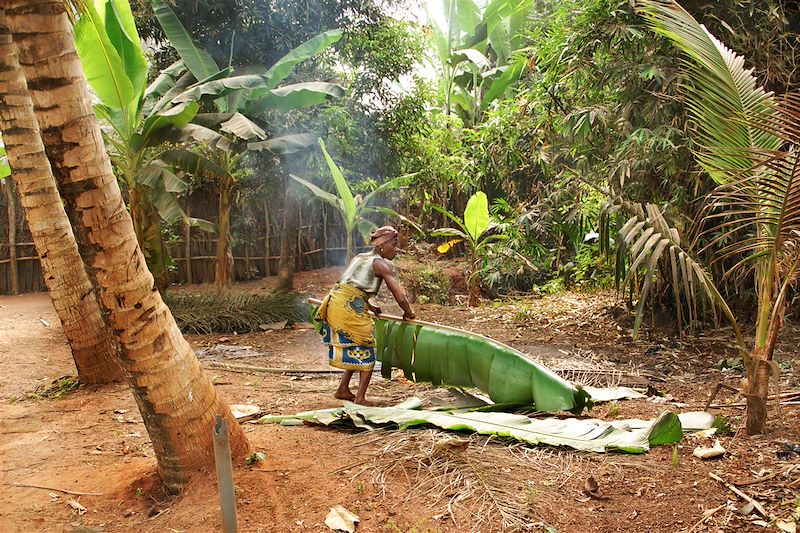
[310,300,590,414]
[374,317,590,414]
[151,0,219,83]
[259,399,682,454]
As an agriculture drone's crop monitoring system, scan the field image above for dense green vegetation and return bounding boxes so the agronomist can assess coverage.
[97,0,800,329]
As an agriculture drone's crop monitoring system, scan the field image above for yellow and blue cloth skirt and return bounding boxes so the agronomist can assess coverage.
[315,283,376,371]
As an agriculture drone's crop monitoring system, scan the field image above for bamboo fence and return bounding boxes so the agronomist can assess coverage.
[0,181,371,294]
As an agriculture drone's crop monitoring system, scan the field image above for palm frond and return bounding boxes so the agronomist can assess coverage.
[608,197,744,348]
[637,0,780,184]
[695,96,800,283]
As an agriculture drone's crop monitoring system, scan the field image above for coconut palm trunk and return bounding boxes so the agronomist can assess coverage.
[0,12,122,383]
[5,0,249,491]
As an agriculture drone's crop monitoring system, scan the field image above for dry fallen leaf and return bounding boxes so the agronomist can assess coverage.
[776,519,797,533]
[325,505,359,532]
[693,439,726,460]
[67,499,86,515]
[584,475,599,496]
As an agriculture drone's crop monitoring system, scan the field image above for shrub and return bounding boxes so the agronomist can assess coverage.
[403,266,451,305]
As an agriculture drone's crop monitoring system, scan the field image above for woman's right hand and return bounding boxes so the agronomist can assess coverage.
[402,309,416,320]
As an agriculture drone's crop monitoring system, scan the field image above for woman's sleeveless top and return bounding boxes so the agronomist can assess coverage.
[339,251,391,296]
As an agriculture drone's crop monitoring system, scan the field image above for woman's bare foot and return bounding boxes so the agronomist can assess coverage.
[354,398,377,406]
[334,391,356,401]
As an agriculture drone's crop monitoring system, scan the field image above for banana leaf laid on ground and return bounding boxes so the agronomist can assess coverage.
[308,300,591,415]
[259,398,685,454]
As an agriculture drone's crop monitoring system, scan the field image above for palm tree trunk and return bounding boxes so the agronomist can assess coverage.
[0,13,121,383]
[277,186,298,290]
[4,176,18,294]
[6,0,249,491]
[215,178,233,287]
[745,261,775,434]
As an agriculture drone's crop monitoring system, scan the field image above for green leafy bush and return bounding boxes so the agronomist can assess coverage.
[404,266,451,305]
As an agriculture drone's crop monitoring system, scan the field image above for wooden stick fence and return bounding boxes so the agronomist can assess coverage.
[1,179,385,294]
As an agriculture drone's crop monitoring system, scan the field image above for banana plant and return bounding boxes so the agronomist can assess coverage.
[148,0,346,286]
[431,191,534,306]
[290,138,417,262]
[73,0,211,288]
[428,0,533,124]
[636,0,796,434]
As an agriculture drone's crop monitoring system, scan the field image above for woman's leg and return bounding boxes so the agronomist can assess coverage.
[334,370,356,401]
[354,370,374,405]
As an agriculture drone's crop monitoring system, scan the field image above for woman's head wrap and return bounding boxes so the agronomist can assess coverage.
[370,225,398,246]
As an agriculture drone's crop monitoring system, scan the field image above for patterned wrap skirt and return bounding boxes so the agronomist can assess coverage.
[315,283,376,371]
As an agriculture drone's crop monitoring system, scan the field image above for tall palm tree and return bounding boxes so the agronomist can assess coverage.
[5,0,249,490]
[637,0,796,434]
[0,9,121,384]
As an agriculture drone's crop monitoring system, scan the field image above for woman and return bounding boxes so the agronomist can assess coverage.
[315,225,415,405]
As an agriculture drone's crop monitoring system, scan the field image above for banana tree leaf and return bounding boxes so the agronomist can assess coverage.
[307,298,590,414]
[430,227,468,239]
[249,134,316,154]
[74,1,135,110]
[464,191,489,241]
[190,113,235,128]
[245,82,346,114]
[0,147,10,178]
[159,149,226,179]
[149,67,232,117]
[582,386,645,402]
[150,186,186,224]
[289,174,342,208]
[172,73,274,104]
[318,138,356,224]
[173,123,233,152]
[145,59,185,102]
[220,113,267,141]
[188,217,216,234]
[260,400,682,454]
[138,101,199,147]
[452,47,490,70]
[483,56,528,107]
[262,29,343,90]
[103,0,148,103]
[362,206,425,236]
[136,163,188,194]
[152,0,219,82]
[373,315,589,414]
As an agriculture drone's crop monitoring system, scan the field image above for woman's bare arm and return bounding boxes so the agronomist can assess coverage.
[373,258,415,319]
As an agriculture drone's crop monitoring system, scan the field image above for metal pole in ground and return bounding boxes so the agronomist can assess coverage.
[213,415,238,533]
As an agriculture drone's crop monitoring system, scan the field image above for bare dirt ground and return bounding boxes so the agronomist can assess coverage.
[1,265,800,533]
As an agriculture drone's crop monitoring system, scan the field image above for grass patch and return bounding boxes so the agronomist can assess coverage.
[164,289,308,334]
[27,375,80,401]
